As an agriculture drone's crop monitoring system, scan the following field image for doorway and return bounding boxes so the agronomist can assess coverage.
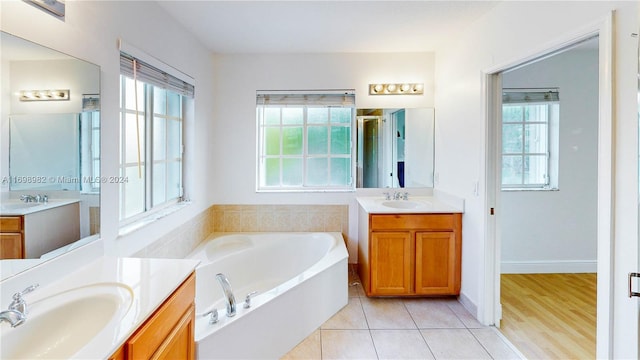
[487,35,602,358]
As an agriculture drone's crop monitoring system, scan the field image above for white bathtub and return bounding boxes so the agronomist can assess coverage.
[187,232,349,359]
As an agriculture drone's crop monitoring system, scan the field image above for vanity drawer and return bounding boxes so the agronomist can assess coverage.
[0,217,23,232]
[370,214,455,231]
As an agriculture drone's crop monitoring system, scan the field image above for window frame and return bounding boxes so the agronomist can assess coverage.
[118,75,187,226]
[256,91,356,192]
[501,91,559,191]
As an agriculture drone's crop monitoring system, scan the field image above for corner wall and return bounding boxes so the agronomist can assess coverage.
[0,1,215,257]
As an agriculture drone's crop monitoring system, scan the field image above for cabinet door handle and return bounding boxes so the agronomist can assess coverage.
[628,272,640,297]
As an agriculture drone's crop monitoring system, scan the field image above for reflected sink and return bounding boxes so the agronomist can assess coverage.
[0,283,133,359]
[0,203,41,211]
[380,200,431,209]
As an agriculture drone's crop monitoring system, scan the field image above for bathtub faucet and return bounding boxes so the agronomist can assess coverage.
[215,273,236,317]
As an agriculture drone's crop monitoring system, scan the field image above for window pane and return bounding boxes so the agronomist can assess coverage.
[154,88,167,115]
[265,128,281,155]
[524,124,547,153]
[264,108,280,125]
[125,77,145,111]
[331,158,350,185]
[524,155,547,185]
[308,107,328,124]
[307,158,328,186]
[282,108,303,125]
[125,113,145,163]
[153,162,166,206]
[502,124,522,154]
[264,158,280,186]
[153,117,166,161]
[502,156,522,185]
[331,126,350,154]
[308,126,328,154]
[282,127,303,155]
[282,158,303,186]
[167,92,181,117]
[502,105,523,122]
[167,119,181,159]
[167,160,181,200]
[524,104,548,122]
[331,108,352,124]
[124,165,145,219]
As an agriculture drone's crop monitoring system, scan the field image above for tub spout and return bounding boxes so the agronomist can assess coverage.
[215,273,236,317]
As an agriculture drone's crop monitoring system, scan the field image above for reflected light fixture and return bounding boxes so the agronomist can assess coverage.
[23,0,65,20]
[20,89,70,102]
[369,83,424,95]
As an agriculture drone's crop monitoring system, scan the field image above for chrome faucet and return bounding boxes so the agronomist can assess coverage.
[19,195,35,203]
[0,284,38,328]
[215,273,236,317]
[0,310,25,327]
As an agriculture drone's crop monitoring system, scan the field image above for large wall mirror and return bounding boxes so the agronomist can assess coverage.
[356,108,434,188]
[1,31,100,280]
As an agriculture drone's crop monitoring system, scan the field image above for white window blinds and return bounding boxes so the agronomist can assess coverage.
[120,52,195,98]
[502,89,559,104]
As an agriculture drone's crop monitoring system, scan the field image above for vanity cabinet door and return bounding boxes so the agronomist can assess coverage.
[370,231,413,295]
[0,233,23,259]
[152,305,195,360]
[415,231,460,295]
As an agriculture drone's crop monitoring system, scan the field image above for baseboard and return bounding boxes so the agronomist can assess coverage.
[457,291,478,318]
[501,260,597,274]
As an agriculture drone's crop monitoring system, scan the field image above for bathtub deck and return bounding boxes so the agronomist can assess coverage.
[282,266,523,360]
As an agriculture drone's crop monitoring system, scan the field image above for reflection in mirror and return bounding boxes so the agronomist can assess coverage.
[356,108,435,188]
[0,31,100,280]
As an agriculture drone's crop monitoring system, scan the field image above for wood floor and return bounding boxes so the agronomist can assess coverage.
[500,273,597,360]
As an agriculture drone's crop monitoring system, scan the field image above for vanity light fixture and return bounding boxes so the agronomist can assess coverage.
[20,89,70,102]
[369,83,424,95]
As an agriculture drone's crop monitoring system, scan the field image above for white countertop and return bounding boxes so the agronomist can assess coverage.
[0,256,200,359]
[0,199,80,216]
[357,195,464,214]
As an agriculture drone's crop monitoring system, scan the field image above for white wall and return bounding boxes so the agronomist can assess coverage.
[211,52,435,261]
[0,1,215,257]
[434,1,638,357]
[501,48,599,273]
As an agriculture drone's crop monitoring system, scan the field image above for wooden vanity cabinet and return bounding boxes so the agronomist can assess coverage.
[109,272,196,360]
[0,216,24,259]
[360,213,462,297]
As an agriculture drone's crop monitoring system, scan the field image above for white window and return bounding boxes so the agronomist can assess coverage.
[256,91,355,191]
[502,89,559,190]
[119,52,194,223]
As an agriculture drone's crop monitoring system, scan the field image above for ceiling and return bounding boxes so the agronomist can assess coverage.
[157,1,501,54]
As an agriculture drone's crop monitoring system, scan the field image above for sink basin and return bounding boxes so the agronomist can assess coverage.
[0,283,133,359]
[380,200,431,209]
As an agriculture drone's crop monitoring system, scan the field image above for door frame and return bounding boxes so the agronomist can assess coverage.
[482,13,614,358]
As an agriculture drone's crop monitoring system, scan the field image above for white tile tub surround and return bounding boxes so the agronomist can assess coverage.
[188,232,349,359]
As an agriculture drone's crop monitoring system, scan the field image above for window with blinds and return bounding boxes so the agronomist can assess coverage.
[256,91,356,191]
[119,51,194,224]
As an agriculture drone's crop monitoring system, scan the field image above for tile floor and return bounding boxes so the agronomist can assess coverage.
[282,267,523,360]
